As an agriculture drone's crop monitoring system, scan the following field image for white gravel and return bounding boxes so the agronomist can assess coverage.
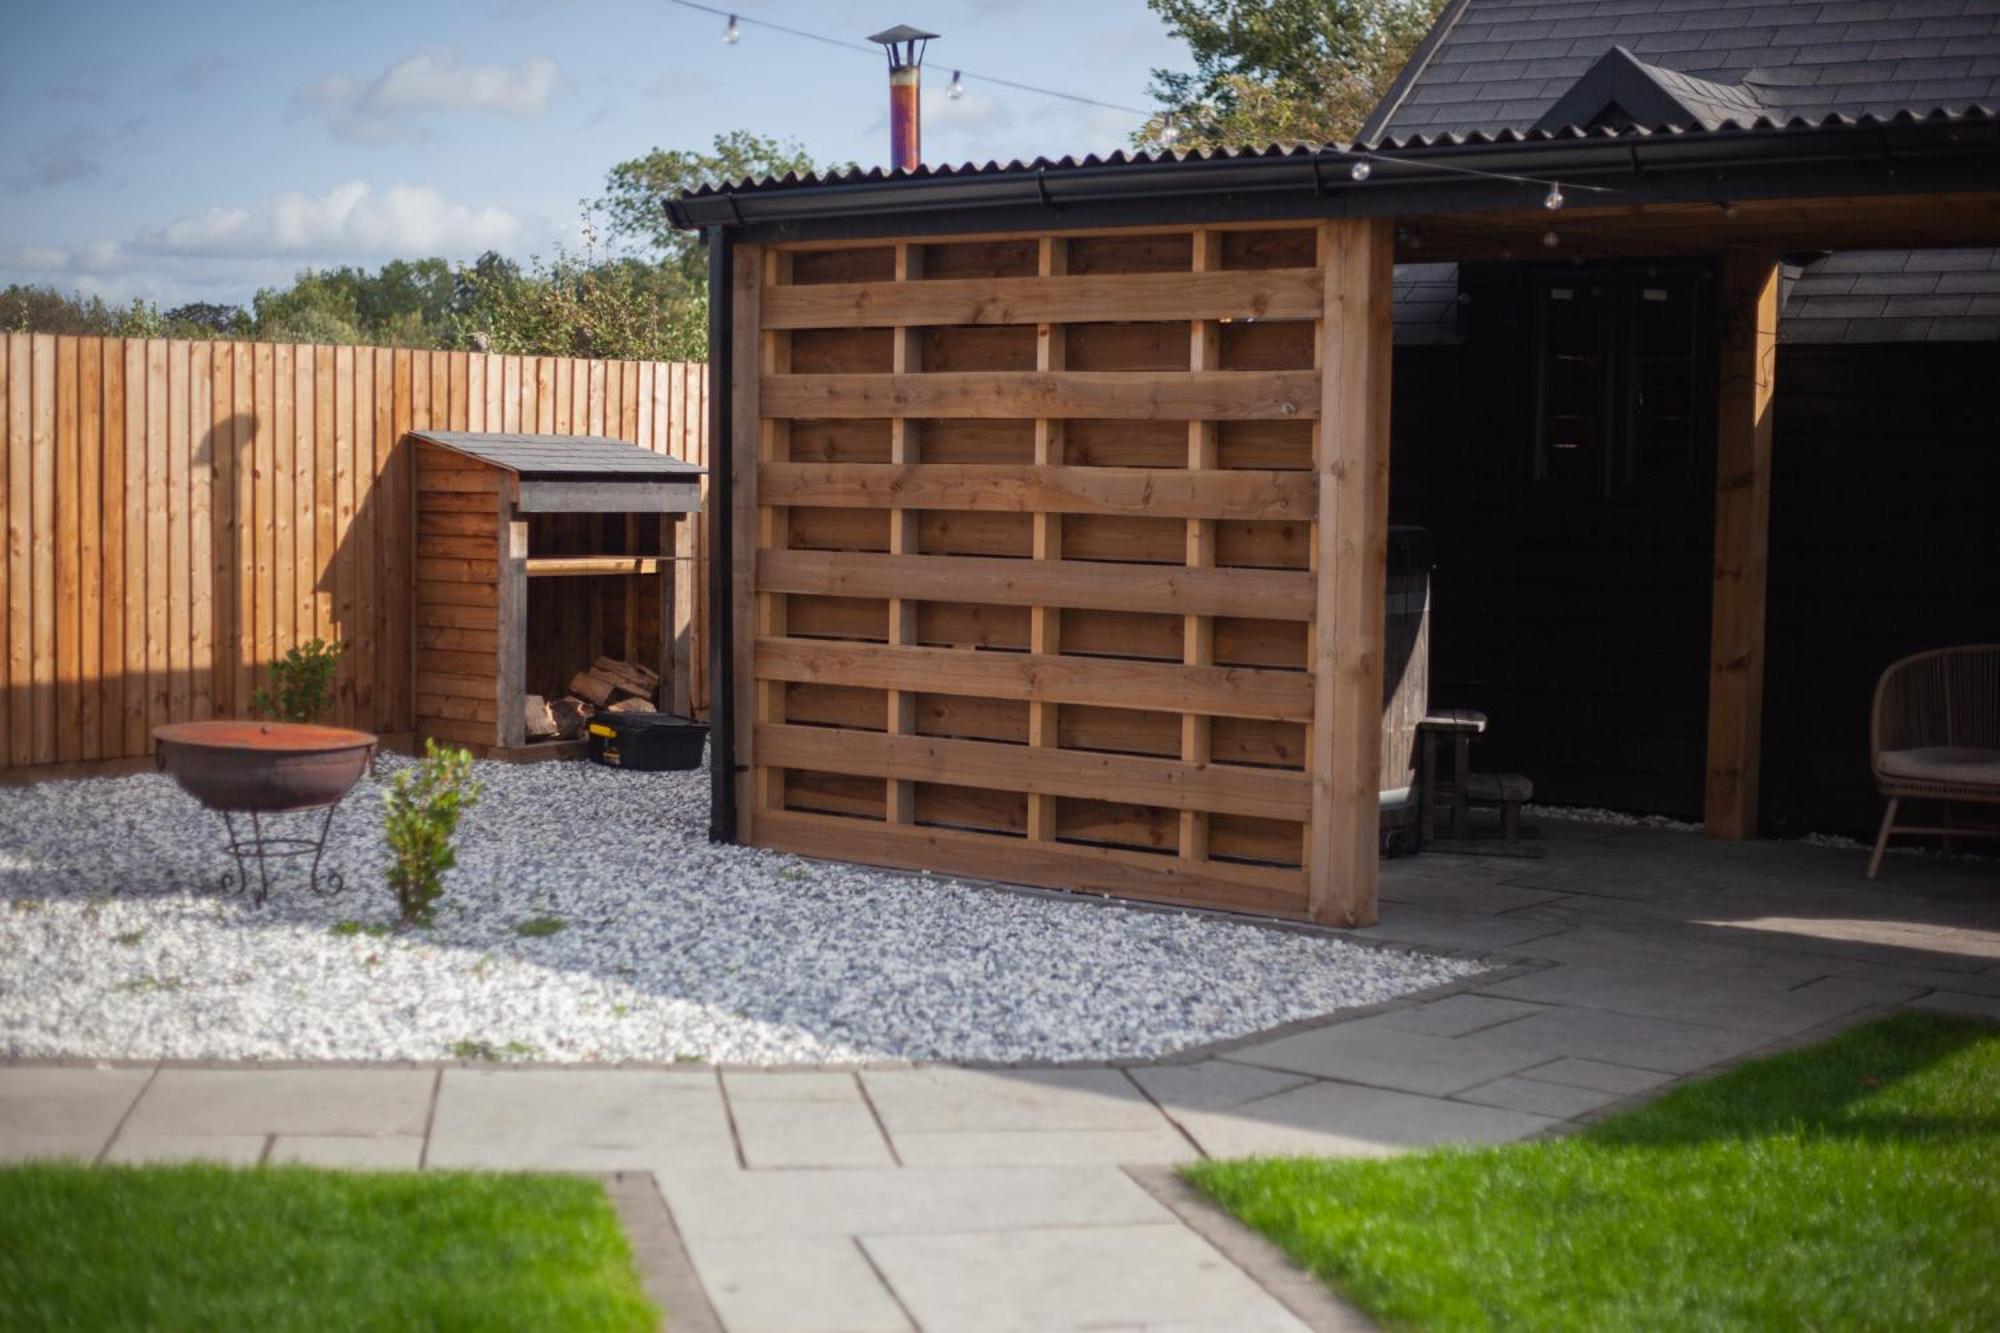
[0,755,1477,1065]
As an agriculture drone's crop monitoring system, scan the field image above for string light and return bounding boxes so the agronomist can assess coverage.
[947,70,965,100]
[1542,229,1559,247]
[1544,184,1565,210]
[722,12,739,43]
[1349,160,1371,181]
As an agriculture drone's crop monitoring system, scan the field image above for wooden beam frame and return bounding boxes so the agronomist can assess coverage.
[1704,252,1780,840]
[1307,218,1394,928]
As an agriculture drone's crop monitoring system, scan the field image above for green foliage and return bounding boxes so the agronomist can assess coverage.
[329,919,392,938]
[382,741,483,927]
[249,638,348,724]
[0,1162,658,1331]
[596,130,833,275]
[513,915,566,938]
[452,1038,540,1061]
[1186,1013,2000,1331]
[1137,0,1444,149]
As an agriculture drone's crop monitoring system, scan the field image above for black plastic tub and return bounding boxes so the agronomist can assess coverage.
[586,712,709,771]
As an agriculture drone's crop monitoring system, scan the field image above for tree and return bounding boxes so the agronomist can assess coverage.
[596,130,840,279]
[1136,0,1443,151]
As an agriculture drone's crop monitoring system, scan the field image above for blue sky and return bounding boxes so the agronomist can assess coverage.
[4,0,1186,307]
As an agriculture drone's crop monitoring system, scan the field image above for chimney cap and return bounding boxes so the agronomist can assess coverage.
[868,24,940,44]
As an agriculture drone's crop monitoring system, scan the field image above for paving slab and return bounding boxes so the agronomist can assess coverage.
[1514,1057,1675,1096]
[1370,993,1554,1037]
[655,1165,1171,1240]
[1225,1017,1548,1096]
[862,1224,1308,1333]
[0,1067,151,1163]
[124,1068,433,1138]
[426,1069,733,1171]
[102,1132,266,1165]
[270,1134,425,1169]
[1128,1060,1313,1114]
[1166,1078,1554,1159]
[1453,1074,1625,1120]
[1479,963,1909,1035]
[859,1067,1166,1135]
[890,1127,1194,1167]
[1347,905,1569,953]
[680,1234,911,1333]
[725,1085,895,1170]
[1467,1004,1773,1074]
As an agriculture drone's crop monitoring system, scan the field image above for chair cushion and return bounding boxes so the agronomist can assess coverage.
[1879,746,2000,788]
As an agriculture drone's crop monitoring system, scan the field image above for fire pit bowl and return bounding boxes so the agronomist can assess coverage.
[154,721,378,813]
[153,721,379,904]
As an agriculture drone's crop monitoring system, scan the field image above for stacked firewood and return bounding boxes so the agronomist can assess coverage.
[523,657,661,740]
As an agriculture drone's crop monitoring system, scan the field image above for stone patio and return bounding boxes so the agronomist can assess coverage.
[3,818,1996,1331]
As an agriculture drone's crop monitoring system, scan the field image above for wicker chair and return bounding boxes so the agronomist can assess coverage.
[1868,645,2000,878]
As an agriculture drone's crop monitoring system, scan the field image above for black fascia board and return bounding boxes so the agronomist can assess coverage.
[663,116,2000,245]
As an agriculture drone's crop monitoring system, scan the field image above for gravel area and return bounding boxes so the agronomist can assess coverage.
[0,756,1478,1065]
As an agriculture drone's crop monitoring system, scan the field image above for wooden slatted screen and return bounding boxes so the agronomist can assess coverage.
[733,220,1393,924]
[0,335,708,776]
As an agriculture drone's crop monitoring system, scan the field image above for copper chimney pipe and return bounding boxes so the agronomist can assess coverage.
[869,24,938,172]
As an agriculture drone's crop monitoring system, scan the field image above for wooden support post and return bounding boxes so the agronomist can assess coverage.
[1307,219,1394,928]
[1027,237,1068,845]
[1181,231,1221,863]
[495,493,528,748]
[729,244,763,838]
[887,244,923,825]
[660,513,680,715]
[1704,252,1780,840]
[756,251,793,814]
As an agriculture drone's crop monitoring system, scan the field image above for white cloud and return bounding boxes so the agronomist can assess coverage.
[293,49,561,143]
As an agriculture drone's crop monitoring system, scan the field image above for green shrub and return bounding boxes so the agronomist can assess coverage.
[383,741,482,927]
[250,639,348,723]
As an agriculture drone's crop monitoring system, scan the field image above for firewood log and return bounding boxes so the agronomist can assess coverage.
[591,657,656,700]
[606,697,656,714]
[568,670,617,706]
[523,694,559,739]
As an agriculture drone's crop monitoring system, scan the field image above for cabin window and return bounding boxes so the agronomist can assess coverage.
[1531,266,1708,498]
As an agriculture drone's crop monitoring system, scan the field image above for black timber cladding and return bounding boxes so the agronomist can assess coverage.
[409,431,704,482]
[1367,0,2000,344]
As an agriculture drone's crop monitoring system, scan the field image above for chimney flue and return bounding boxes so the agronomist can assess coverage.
[868,24,939,172]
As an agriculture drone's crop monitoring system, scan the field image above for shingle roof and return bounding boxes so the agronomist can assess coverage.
[1371,0,2000,345]
[409,432,703,481]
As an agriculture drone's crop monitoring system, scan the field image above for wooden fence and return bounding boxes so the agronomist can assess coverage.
[0,333,708,775]
[726,221,1392,925]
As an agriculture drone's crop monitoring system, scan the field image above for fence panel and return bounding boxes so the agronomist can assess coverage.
[0,333,708,775]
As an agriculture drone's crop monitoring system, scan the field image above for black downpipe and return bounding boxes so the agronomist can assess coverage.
[705,225,736,844]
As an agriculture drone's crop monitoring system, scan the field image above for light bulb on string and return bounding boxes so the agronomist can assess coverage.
[723,13,740,43]
[1349,160,1371,182]
[1159,125,1180,148]
[947,70,965,100]
[1544,183,1565,210]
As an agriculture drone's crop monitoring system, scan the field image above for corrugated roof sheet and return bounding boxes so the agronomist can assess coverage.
[409,431,703,480]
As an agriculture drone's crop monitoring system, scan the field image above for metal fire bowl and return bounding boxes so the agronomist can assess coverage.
[153,721,379,813]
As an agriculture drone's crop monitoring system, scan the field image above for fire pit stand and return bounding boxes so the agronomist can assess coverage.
[154,721,379,906]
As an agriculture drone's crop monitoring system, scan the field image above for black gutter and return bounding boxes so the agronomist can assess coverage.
[664,114,1999,241]
[703,225,736,845]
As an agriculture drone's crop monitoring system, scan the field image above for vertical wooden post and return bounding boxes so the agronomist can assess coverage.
[729,244,763,839]
[886,243,924,825]
[495,489,527,749]
[1026,236,1068,845]
[1704,252,1779,840]
[1308,219,1394,928]
[1181,230,1222,863]
[756,251,793,815]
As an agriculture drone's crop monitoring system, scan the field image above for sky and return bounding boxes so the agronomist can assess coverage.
[2,0,1187,309]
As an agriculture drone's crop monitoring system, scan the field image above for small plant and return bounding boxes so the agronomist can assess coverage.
[111,930,145,947]
[250,638,348,723]
[513,915,565,938]
[383,741,482,927]
[329,919,392,939]
[451,1038,537,1062]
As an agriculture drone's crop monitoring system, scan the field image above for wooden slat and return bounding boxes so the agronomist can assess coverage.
[53,336,80,761]
[525,556,667,577]
[731,244,763,836]
[78,339,103,755]
[1704,253,1780,841]
[757,723,1308,821]
[758,462,1313,520]
[4,336,26,763]
[207,341,234,721]
[186,341,211,725]
[314,346,336,645]
[1306,219,1393,929]
[756,808,1306,918]
[763,370,1317,421]
[99,339,124,753]
[758,548,1313,621]
[762,267,1324,329]
[755,637,1310,721]
[292,344,314,656]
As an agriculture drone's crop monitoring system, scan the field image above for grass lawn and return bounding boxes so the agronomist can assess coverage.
[0,1161,657,1332]
[1186,1012,2000,1332]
